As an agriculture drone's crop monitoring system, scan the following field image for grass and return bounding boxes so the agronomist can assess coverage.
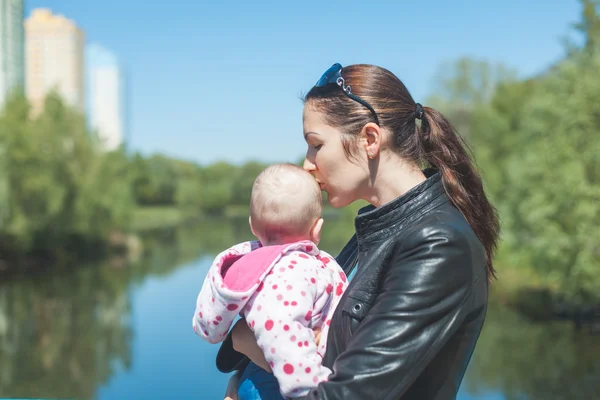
[130,206,187,232]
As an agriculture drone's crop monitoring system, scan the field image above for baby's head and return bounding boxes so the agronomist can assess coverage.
[249,163,323,246]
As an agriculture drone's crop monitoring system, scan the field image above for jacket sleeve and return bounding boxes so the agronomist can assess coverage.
[298,224,484,400]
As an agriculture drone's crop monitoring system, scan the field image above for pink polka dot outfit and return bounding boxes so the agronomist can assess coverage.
[193,240,348,398]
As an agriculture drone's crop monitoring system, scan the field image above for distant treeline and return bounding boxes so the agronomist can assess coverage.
[0,92,280,262]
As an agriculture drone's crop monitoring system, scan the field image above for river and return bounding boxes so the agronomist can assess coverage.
[1,219,598,399]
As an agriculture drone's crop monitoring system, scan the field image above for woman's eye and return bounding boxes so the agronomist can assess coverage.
[313,144,322,150]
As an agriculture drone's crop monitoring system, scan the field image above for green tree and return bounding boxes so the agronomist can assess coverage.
[0,92,135,259]
[133,154,179,205]
[575,0,600,53]
[74,148,134,239]
[229,161,268,207]
[200,161,236,215]
[494,54,600,302]
[424,2,600,302]
[426,57,518,139]
[173,159,204,216]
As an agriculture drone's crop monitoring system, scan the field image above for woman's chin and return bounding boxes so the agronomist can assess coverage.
[327,195,350,209]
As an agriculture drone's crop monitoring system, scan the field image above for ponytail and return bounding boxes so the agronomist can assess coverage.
[302,63,499,280]
[419,107,500,281]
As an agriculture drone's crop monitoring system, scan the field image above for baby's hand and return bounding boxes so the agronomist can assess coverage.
[313,327,322,347]
[223,370,241,400]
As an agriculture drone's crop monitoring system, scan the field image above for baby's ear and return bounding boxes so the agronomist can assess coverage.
[249,216,258,238]
[310,218,324,245]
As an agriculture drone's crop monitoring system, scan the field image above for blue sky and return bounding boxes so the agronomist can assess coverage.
[26,0,583,165]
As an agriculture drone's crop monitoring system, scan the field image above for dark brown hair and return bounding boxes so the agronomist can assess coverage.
[304,64,500,280]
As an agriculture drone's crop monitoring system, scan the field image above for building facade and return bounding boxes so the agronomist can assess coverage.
[0,0,25,109]
[25,8,84,114]
[86,43,127,151]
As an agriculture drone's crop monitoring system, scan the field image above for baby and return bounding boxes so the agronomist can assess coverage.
[192,163,348,398]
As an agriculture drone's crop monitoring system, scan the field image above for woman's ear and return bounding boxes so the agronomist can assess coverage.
[360,122,382,160]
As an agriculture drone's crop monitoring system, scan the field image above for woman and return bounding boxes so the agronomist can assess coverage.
[219,63,499,400]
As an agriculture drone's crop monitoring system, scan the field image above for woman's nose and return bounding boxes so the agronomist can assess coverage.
[303,157,316,173]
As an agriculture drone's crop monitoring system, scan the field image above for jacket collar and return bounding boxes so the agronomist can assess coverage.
[354,169,447,244]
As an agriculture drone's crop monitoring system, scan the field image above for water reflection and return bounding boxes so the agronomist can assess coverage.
[0,264,132,399]
[464,297,600,399]
[0,218,598,399]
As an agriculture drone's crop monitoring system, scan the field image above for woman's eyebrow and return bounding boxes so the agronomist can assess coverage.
[304,131,320,139]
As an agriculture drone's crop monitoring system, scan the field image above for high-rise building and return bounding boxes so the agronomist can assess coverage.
[86,44,128,151]
[25,8,85,115]
[0,0,24,226]
[0,0,25,110]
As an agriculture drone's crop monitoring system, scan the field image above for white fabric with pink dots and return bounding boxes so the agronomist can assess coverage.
[193,240,348,398]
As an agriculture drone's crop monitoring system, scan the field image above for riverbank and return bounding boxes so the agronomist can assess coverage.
[2,209,598,331]
[0,206,178,274]
[491,263,600,334]
[130,206,191,231]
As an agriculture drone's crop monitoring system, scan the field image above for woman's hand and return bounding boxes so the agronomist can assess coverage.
[224,370,242,400]
[231,319,272,373]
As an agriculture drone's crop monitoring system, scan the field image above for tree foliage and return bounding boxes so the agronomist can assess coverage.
[427,0,600,302]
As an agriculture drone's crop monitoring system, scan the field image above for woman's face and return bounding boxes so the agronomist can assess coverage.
[302,106,369,208]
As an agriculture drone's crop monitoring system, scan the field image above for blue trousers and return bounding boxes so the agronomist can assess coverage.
[238,361,285,400]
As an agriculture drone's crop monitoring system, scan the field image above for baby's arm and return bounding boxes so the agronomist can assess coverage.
[192,262,244,344]
[244,254,332,398]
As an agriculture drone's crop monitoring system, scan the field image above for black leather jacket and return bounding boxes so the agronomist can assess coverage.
[217,170,489,400]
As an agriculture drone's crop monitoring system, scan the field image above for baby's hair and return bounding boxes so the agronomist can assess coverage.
[250,163,322,243]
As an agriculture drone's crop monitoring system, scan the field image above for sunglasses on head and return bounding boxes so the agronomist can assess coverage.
[314,63,380,125]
